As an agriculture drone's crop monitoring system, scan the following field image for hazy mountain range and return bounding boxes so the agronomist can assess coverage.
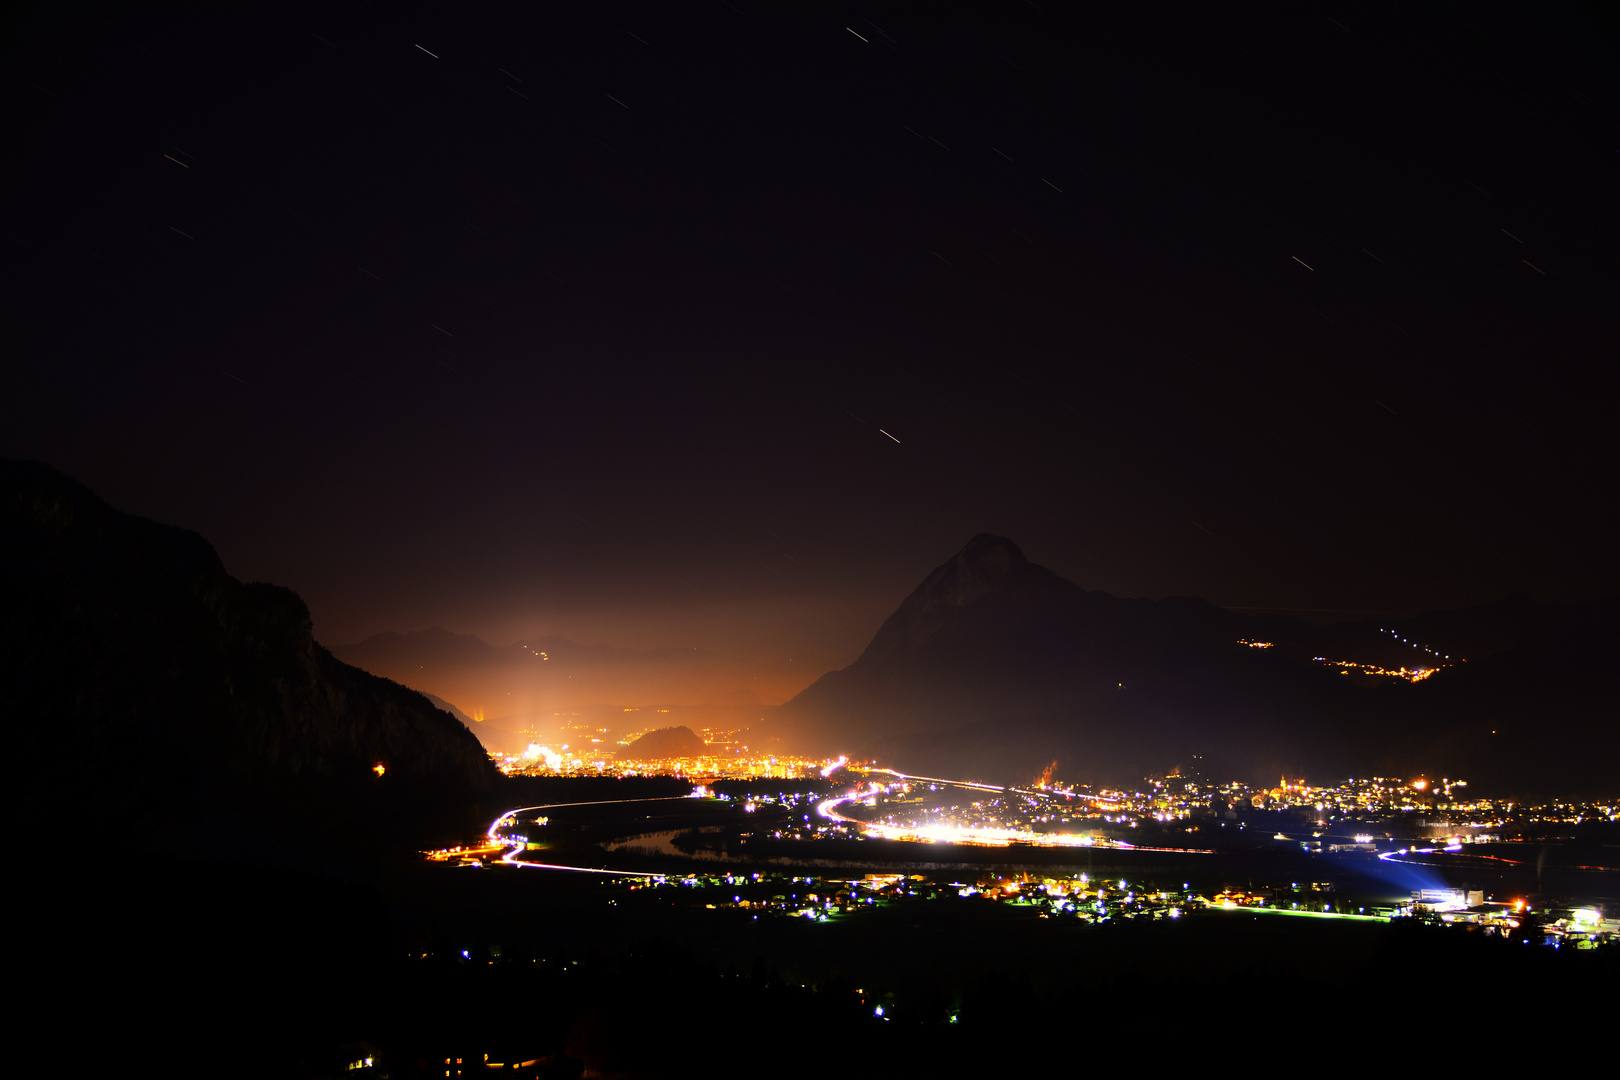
[342,531,1616,796]
[763,535,1617,794]
[332,626,768,720]
[8,458,1613,842]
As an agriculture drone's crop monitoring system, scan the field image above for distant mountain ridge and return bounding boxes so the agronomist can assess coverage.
[423,691,476,726]
[338,625,717,668]
[769,535,1617,794]
[2,459,500,857]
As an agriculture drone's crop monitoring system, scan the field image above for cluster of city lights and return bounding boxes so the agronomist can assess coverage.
[1314,657,1439,681]
[498,742,839,781]
[815,778,1215,852]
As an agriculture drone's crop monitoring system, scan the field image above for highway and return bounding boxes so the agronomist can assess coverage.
[475,768,1214,873]
[485,796,697,876]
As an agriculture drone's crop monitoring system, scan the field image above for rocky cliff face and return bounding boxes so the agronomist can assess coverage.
[2,459,500,856]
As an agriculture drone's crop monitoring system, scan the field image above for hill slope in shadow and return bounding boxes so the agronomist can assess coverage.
[768,535,1616,794]
[2,459,500,860]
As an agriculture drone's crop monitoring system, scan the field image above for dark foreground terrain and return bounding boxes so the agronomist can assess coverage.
[30,792,1615,1078]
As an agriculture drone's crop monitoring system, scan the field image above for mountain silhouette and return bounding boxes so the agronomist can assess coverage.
[2,459,500,859]
[619,725,709,759]
[423,690,476,726]
[770,535,1617,793]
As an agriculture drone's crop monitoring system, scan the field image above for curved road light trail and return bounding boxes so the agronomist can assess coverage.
[489,771,1221,871]
[868,767,1125,812]
[866,767,1006,793]
[488,795,698,876]
[815,790,864,825]
[1378,847,1526,869]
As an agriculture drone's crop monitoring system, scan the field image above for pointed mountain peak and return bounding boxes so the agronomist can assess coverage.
[915,534,1031,609]
[850,536,1047,660]
[948,533,1027,578]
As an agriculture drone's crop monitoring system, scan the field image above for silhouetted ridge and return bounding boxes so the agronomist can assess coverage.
[770,535,1618,793]
[2,458,500,859]
[423,691,476,726]
[861,534,1035,658]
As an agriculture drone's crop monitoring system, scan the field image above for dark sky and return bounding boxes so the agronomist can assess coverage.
[5,2,1615,686]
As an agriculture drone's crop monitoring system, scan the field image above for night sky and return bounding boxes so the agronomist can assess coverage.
[5,3,1615,688]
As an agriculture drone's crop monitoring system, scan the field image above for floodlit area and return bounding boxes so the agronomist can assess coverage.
[497,744,839,781]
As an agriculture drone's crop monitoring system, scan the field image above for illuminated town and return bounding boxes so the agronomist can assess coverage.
[1313,657,1442,681]
[497,743,830,781]
[1237,637,1457,682]
[426,834,1616,949]
[488,740,1615,851]
[427,759,1618,958]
